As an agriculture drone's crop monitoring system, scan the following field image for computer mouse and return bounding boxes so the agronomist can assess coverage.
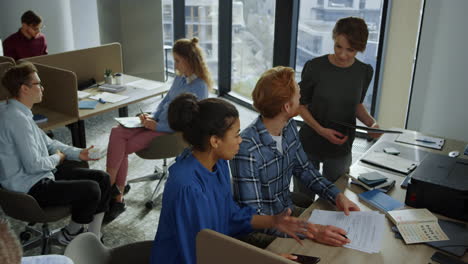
[448,151,459,158]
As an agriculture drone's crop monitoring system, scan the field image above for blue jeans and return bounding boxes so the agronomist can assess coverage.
[293,152,352,204]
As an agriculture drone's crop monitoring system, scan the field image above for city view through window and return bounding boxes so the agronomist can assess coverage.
[161,0,385,111]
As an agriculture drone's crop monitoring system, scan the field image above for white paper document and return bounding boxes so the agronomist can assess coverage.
[396,132,445,150]
[77,90,91,99]
[114,117,144,128]
[90,92,129,103]
[308,210,385,254]
[127,79,164,90]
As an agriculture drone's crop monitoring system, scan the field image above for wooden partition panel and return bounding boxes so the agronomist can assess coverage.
[34,63,78,118]
[25,43,123,84]
[0,56,15,65]
[0,62,14,100]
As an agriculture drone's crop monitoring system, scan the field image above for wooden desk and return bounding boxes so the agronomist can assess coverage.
[72,75,170,147]
[266,131,468,263]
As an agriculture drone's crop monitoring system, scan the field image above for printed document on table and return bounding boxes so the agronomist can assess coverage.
[308,210,385,254]
[127,79,164,90]
[90,92,129,103]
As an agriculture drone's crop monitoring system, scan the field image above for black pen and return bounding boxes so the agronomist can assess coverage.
[341,234,348,239]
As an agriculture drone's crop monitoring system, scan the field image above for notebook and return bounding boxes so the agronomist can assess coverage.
[348,168,396,193]
[114,117,144,128]
[387,208,449,244]
[33,114,48,124]
[358,189,404,213]
[361,151,418,174]
[79,100,98,109]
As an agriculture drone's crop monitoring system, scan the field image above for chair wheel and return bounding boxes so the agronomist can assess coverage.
[20,231,32,242]
[124,184,131,195]
[145,201,154,209]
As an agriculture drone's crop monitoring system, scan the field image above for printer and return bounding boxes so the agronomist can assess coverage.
[405,154,468,221]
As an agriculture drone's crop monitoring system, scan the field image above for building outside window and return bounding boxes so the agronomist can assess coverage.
[296,0,384,112]
[230,0,276,100]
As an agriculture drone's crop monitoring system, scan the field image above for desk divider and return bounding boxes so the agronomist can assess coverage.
[24,43,123,84]
[33,63,79,118]
[0,56,15,65]
[0,62,14,101]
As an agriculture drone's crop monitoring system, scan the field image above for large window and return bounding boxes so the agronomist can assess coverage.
[230,0,276,99]
[185,1,219,83]
[295,0,385,113]
[162,0,174,72]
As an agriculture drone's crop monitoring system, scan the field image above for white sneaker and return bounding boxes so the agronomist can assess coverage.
[56,227,86,245]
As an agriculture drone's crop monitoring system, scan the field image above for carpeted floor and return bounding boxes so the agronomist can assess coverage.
[1,93,373,256]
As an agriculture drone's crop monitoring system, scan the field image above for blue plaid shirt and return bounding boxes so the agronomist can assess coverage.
[230,116,340,236]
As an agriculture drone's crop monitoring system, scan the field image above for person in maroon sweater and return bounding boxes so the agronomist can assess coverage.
[3,10,48,61]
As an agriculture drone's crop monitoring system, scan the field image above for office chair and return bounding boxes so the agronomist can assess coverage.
[196,229,297,264]
[65,232,152,264]
[127,133,187,209]
[0,187,70,254]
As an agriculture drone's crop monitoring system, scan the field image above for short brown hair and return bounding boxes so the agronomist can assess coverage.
[1,62,37,98]
[252,66,296,118]
[21,10,42,26]
[332,17,368,52]
[173,37,213,90]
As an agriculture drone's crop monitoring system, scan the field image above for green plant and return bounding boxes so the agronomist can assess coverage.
[104,68,113,77]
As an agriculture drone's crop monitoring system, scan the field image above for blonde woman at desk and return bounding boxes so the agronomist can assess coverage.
[104,37,212,222]
[151,94,318,264]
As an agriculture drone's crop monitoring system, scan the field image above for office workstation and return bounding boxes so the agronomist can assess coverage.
[266,131,468,263]
[1,0,467,264]
[23,43,170,147]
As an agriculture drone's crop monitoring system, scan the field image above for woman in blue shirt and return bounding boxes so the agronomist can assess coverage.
[105,37,213,221]
[150,93,318,264]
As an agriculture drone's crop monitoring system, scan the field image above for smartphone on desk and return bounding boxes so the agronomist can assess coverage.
[292,254,320,264]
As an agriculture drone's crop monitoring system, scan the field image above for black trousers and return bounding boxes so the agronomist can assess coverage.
[28,161,111,224]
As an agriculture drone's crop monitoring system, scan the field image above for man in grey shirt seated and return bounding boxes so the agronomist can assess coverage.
[0,62,110,245]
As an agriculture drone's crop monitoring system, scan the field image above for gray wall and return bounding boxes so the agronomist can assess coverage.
[0,0,100,53]
[407,0,468,142]
[97,0,165,81]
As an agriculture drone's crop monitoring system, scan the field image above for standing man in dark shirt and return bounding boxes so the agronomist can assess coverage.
[3,10,48,61]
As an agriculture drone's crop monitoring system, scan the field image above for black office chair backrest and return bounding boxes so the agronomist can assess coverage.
[0,187,69,223]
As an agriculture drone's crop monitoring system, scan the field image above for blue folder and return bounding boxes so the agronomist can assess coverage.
[78,100,98,109]
[358,189,404,213]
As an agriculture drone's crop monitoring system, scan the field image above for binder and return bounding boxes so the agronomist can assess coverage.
[361,151,418,174]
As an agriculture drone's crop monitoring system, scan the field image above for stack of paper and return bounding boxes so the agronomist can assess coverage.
[90,92,129,103]
[308,210,385,254]
[77,90,91,99]
[127,79,164,90]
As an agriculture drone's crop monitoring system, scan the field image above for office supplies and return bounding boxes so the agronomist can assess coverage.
[90,92,129,103]
[127,79,164,90]
[114,117,144,128]
[431,252,467,264]
[331,120,402,134]
[358,189,404,213]
[77,90,91,99]
[396,132,445,150]
[308,210,385,253]
[392,219,468,257]
[98,98,106,104]
[358,171,388,187]
[383,147,400,155]
[387,208,448,244]
[114,73,123,85]
[348,167,396,192]
[78,100,98,109]
[33,114,48,124]
[98,84,126,93]
[405,154,468,221]
[448,151,460,158]
[361,151,418,174]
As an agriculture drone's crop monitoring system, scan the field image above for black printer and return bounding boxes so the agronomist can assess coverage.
[405,154,468,221]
